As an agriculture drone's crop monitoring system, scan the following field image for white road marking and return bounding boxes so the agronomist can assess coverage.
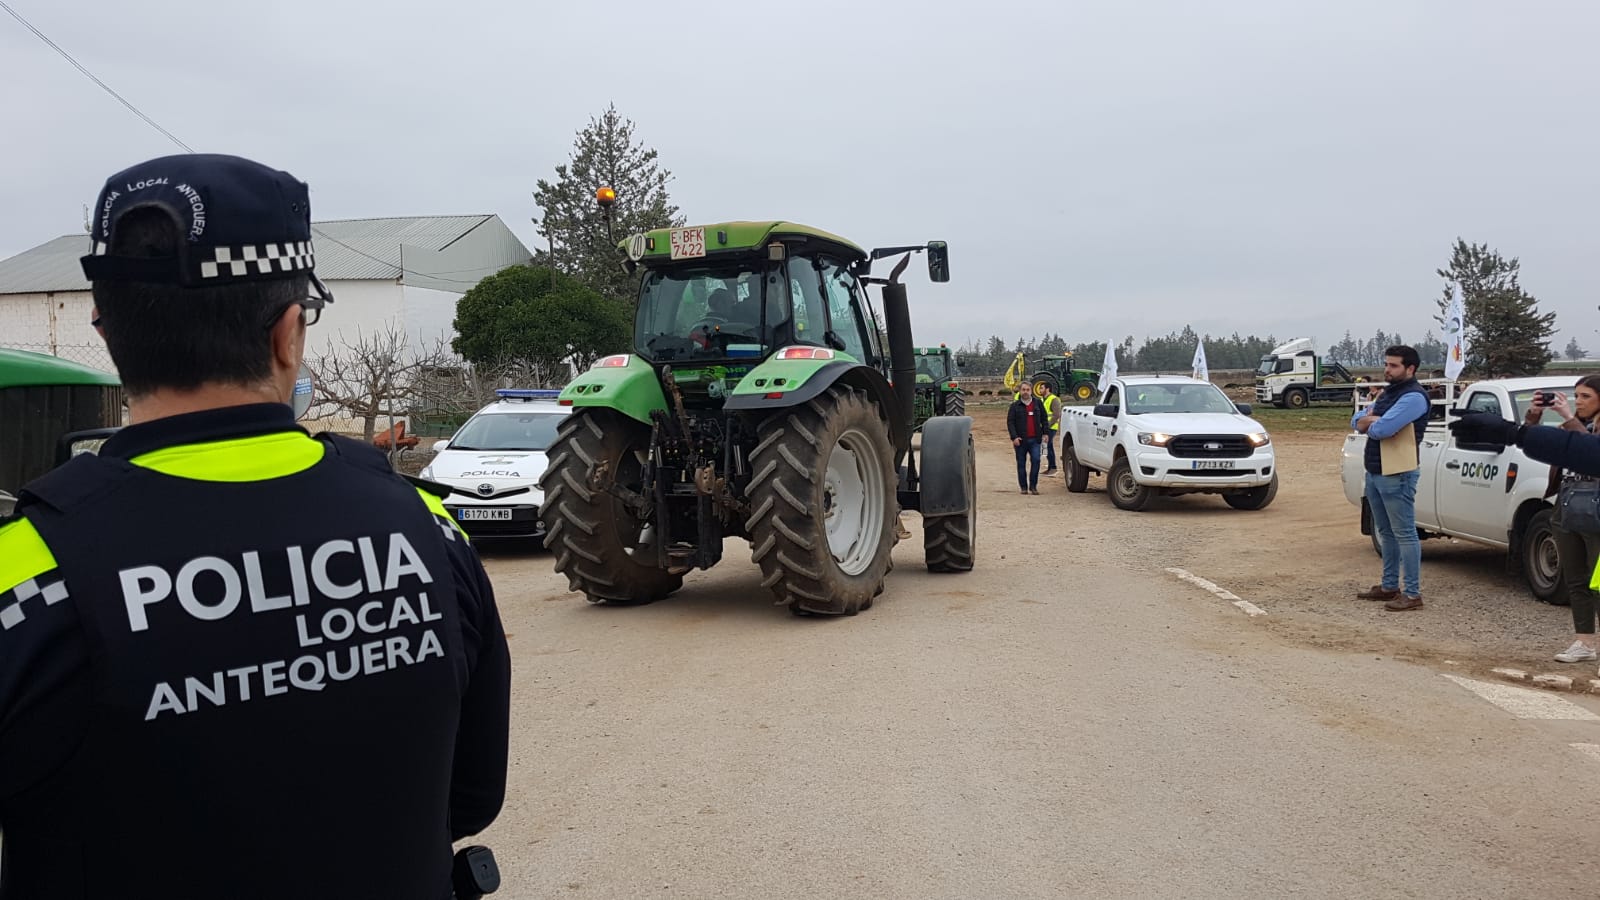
[1571,743,1600,764]
[1164,567,1264,616]
[1442,675,1600,721]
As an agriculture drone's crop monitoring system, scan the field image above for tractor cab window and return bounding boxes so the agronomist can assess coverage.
[635,263,769,361]
[819,259,873,363]
[779,257,830,350]
[915,354,944,383]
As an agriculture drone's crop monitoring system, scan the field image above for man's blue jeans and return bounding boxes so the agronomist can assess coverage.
[1015,438,1041,490]
[1366,468,1421,596]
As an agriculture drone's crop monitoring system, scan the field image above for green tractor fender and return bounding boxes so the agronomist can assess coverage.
[557,355,669,426]
[917,414,973,515]
[724,356,907,455]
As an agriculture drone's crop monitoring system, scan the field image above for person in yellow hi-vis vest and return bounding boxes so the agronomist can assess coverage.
[1037,384,1061,475]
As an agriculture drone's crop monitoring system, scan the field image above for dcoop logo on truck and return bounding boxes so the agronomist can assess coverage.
[1459,461,1500,485]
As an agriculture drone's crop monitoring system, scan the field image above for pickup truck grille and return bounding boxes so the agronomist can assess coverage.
[1168,435,1254,459]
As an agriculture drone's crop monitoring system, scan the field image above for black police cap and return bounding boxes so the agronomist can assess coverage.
[79,154,332,308]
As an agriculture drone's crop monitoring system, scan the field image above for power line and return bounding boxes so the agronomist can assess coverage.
[1,1,194,153]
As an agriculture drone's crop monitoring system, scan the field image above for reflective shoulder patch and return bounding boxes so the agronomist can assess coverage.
[416,487,468,541]
[0,517,57,596]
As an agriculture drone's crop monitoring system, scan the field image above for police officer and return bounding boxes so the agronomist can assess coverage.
[0,154,510,898]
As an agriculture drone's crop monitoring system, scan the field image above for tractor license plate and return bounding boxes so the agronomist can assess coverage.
[1192,461,1235,470]
[670,227,706,260]
[457,508,513,521]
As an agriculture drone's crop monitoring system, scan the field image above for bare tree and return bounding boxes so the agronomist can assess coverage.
[307,325,448,443]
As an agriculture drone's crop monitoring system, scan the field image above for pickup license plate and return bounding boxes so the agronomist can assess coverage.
[670,227,706,260]
[457,508,513,521]
[1192,460,1235,470]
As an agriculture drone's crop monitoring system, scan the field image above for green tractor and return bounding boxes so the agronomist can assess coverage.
[0,348,125,517]
[1027,353,1100,402]
[909,345,965,428]
[539,219,977,616]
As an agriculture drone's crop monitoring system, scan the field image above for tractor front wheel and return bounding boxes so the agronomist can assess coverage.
[1031,373,1059,397]
[539,409,683,605]
[1073,382,1095,401]
[747,386,897,615]
[924,427,976,573]
[946,391,967,417]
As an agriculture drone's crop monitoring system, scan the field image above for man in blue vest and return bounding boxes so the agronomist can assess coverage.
[1352,345,1432,611]
[0,154,509,898]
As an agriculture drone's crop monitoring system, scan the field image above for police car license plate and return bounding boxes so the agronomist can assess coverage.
[1192,460,1235,470]
[458,508,513,521]
[670,227,706,260]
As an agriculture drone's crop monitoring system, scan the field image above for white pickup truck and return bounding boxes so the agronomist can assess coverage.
[1338,376,1576,603]
[1060,375,1278,511]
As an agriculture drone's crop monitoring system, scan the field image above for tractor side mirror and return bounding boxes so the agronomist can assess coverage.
[926,241,950,283]
[954,355,966,369]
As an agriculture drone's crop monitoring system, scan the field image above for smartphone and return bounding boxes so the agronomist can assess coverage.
[1535,391,1555,407]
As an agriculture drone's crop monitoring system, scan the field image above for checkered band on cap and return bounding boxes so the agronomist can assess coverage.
[199,242,315,280]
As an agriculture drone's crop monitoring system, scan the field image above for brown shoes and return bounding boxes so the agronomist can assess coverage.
[1384,595,1424,611]
[1356,585,1400,600]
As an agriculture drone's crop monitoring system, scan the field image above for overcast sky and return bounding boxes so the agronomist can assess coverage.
[3,0,1596,357]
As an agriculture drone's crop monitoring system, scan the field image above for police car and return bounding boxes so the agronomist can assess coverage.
[418,389,571,539]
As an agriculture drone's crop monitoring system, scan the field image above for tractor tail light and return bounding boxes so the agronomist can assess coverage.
[595,354,631,368]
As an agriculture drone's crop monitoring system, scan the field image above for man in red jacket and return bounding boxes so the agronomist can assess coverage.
[1008,382,1047,494]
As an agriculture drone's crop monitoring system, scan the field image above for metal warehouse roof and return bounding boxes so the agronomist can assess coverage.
[0,215,499,294]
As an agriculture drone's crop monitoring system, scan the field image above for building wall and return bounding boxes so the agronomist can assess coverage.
[0,290,112,371]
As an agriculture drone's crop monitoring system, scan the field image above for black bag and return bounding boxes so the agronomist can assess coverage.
[1556,480,1600,533]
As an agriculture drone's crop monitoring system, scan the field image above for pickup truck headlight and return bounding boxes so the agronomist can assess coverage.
[1246,432,1271,447]
[1137,432,1174,447]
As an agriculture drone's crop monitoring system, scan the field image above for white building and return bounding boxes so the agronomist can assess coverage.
[0,215,533,372]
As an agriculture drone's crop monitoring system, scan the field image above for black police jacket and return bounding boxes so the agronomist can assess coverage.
[0,404,510,899]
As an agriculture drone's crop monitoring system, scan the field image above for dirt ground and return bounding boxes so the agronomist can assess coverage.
[401,398,1592,683]
[963,399,1588,681]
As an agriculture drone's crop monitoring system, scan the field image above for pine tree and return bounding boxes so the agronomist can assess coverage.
[1435,239,1556,377]
[534,105,683,305]
[1565,337,1586,361]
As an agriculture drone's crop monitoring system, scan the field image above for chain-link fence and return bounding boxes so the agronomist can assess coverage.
[0,342,116,373]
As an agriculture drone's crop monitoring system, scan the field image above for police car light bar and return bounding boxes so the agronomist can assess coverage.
[495,389,563,400]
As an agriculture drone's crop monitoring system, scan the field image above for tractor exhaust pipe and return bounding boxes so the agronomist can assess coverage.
[883,274,915,460]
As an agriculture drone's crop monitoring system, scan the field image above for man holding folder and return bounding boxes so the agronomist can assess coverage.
[1352,345,1432,611]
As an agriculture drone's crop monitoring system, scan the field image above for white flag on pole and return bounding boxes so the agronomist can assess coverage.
[1191,340,1209,382]
[1097,341,1118,392]
[1443,287,1468,381]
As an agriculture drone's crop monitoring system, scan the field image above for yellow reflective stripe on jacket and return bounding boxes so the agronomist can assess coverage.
[130,432,324,481]
[419,488,468,538]
[0,518,57,594]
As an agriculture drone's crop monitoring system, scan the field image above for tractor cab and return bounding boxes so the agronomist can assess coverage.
[628,228,885,407]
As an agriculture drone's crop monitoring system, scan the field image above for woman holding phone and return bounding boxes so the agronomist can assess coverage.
[1527,375,1600,662]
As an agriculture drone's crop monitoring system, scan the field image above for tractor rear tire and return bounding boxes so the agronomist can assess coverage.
[946,391,966,418]
[539,409,683,605]
[746,385,897,615]
[924,428,976,573]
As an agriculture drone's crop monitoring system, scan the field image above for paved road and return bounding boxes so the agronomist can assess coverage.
[470,441,1600,899]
